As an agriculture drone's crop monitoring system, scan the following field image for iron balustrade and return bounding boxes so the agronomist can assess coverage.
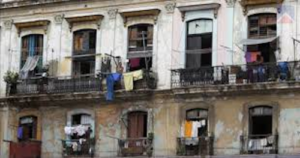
[240,134,278,154]
[12,75,101,95]
[177,136,214,156]
[118,137,153,157]
[61,138,95,158]
[10,70,157,95]
[171,61,300,88]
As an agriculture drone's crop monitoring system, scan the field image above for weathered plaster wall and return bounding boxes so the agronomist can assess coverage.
[2,91,300,157]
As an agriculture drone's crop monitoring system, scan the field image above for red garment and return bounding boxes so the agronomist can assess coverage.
[129,58,140,68]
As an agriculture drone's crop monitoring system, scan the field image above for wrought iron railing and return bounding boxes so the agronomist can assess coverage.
[61,138,95,158]
[12,75,101,95]
[10,70,157,95]
[171,61,300,88]
[240,134,278,154]
[177,136,214,156]
[118,137,153,157]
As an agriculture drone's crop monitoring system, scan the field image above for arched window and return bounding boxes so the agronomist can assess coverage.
[249,106,273,136]
[186,19,213,68]
[127,24,153,71]
[21,34,43,73]
[72,29,96,76]
[186,108,208,137]
[18,116,38,141]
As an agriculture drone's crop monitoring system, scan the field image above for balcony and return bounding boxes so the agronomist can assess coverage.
[240,134,278,154]
[61,138,95,157]
[9,70,157,96]
[171,61,300,89]
[118,137,153,157]
[177,136,214,156]
[11,75,101,95]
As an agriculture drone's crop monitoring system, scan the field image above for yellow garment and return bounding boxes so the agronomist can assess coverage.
[184,121,192,137]
[123,70,143,91]
[123,73,133,91]
[132,70,143,81]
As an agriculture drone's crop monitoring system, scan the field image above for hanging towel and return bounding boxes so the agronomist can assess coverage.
[192,121,201,137]
[123,70,143,91]
[17,126,23,139]
[132,70,143,81]
[184,121,192,137]
[201,120,206,126]
[106,74,115,101]
[124,73,134,91]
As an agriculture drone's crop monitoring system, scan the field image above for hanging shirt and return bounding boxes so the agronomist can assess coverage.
[17,126,23,139]
[184,121,192,137]
[129,58,141,69]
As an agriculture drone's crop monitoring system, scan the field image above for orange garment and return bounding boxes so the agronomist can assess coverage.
[184,121,192,137]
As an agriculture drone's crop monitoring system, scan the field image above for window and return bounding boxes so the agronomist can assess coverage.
[186,19,213,68]
[72,30,96,76]
[18,116,37,141]
[128,24,153,71]
[249,106,273,136]
[71,113,92,139]
[186,109,208,137]
[21,34,43,73]
[248,14,277,38]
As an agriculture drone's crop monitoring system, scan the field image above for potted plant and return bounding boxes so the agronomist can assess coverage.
[3,71,19,95]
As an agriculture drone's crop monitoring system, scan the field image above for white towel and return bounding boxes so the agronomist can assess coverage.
[201,120,206,126]
[192,122,200,137]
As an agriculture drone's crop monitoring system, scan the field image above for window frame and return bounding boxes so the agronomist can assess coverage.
[185,19,213,68]
[20,34,44,73]
[72,29,97,77]
[248,13,277,39]
[18,115,38,141]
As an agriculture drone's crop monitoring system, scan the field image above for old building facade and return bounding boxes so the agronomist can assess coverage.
[1,0,300,158]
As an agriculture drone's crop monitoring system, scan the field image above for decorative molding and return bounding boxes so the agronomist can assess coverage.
[65,15,104,31]
[178,3,221,21]
[165,2,176,13]
[226,0,236,8]
[4,19,13,29]
[120,9,161,27]
[54,14,64,24]
[240,0,284,15]
[14,20,50,36]
[108,9,118,19]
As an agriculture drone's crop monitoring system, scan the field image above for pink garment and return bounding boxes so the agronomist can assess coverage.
[129,58,140,68]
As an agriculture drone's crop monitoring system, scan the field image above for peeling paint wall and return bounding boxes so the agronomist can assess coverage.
[1,91,300,157]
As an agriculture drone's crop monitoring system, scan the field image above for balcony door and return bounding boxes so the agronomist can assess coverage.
[21,34,44,74]
[72,29,96,77]
[186,19,212,69]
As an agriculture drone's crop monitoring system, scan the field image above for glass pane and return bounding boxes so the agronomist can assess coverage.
[188,20,213,35]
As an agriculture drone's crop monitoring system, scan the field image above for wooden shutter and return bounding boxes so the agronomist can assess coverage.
[128,112,147,138]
